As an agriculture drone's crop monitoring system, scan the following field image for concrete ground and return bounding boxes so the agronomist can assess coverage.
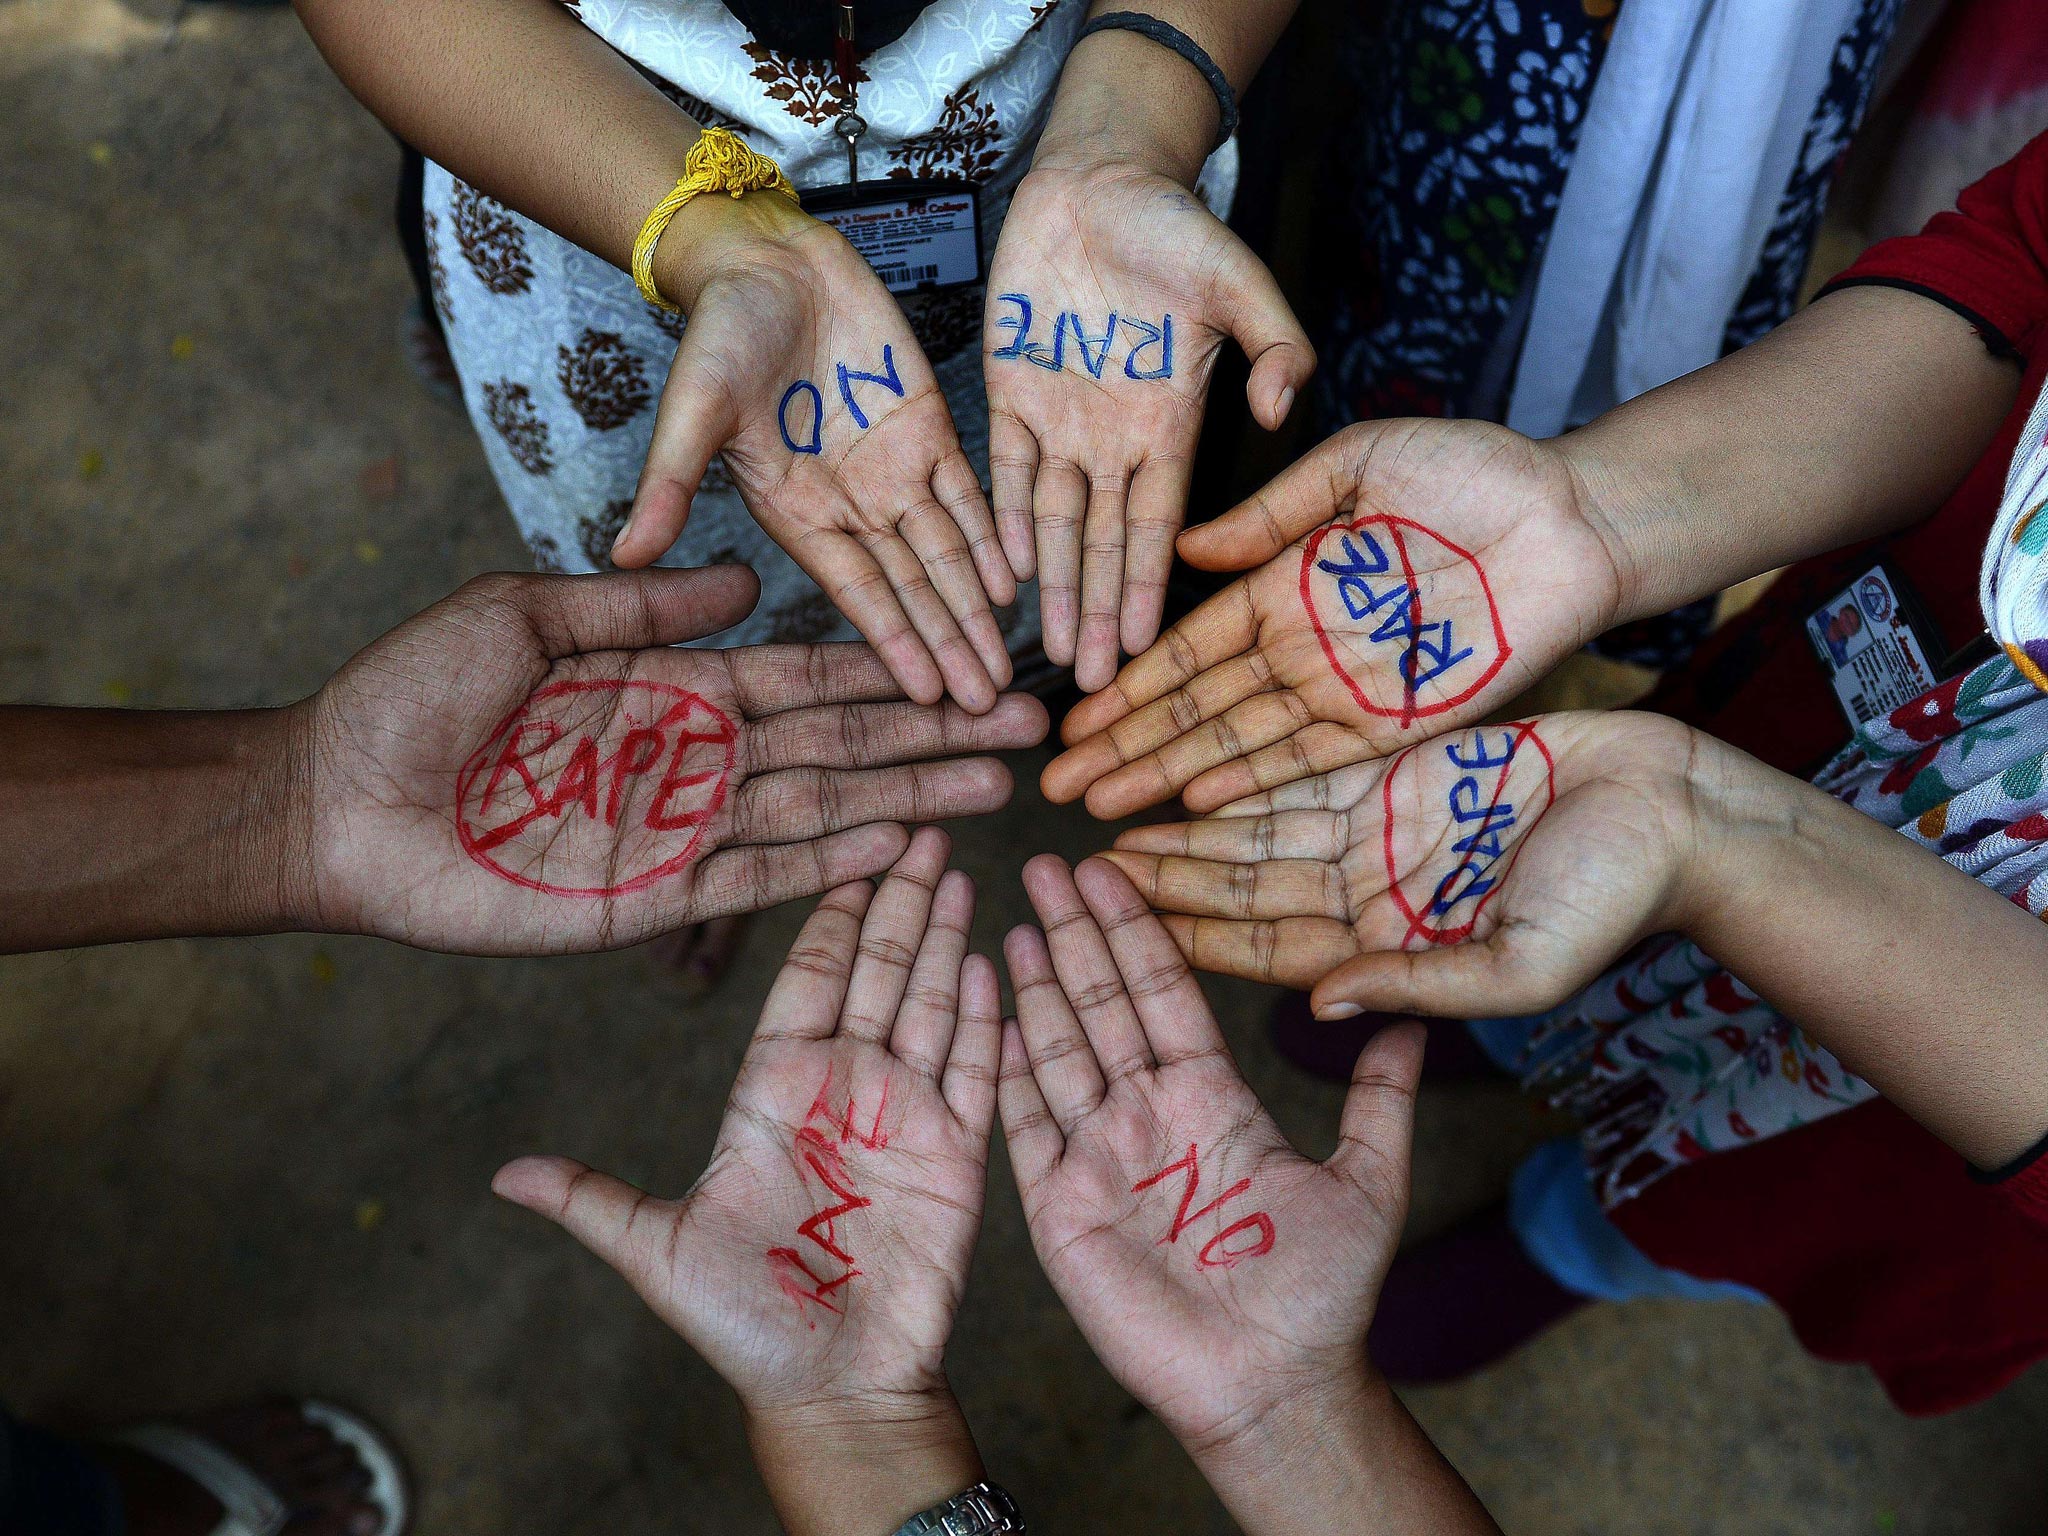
[3,3,2045,1531]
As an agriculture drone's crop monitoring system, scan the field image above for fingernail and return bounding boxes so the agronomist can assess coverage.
[610,521,632,556]
[1274,386,1295,422]
[1316,1002,1361,1021]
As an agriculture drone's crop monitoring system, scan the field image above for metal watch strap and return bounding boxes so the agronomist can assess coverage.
[890,1480,1024,1536]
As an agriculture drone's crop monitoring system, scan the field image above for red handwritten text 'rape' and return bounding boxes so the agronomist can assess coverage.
[767,1069,892,1329]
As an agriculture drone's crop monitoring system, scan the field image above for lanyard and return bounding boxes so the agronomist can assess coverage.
[831,2,865,184]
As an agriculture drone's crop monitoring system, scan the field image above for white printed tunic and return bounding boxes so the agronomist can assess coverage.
[422,0,1238,649]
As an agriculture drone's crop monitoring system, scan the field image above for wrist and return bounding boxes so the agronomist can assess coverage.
[648,186,819,313]
[1555,424,1683,631]
[257,701,325,934]
[743,1382,984,1536]
[1035,28,1219,186]
[1179,1365,1383,1524]
[1662,727,1805,936]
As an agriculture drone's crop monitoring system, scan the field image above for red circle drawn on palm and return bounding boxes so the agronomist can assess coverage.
[1380,720,1555,947]
[1298,514,1510,725]
[454,679,737,898]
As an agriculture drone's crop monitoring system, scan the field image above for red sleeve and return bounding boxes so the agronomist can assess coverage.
[1980,1133,2048,1230]
[1820,128,2048,362]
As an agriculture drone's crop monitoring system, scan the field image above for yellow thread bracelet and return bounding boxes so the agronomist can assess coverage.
[632,127,801,312]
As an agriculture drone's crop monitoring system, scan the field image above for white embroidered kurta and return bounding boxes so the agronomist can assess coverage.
[423,0,1237,649]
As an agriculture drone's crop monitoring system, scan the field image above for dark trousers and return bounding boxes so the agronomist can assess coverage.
[0,1410,122,1536]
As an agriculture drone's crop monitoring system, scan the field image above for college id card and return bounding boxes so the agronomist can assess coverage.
[807,180,982,295]
[1803,562,1943,729]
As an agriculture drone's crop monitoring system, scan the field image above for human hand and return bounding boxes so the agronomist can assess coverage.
[996,854,1425,1458]
[1100,711,1707,1019]
[1042,418,1628,818]
[494,829,997,1529]
[614,194,1018,714]
[984,161,1313,691]
[292,567,1047,955]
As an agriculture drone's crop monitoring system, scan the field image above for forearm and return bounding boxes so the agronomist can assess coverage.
[1680,734,2048,1169]
[1189,1371,1498,1535]
[1035,1,1301,184]
[0,707,309,953]
[1568,285,2021,622]
[745,1388,985,1536]
[294,0,787,301]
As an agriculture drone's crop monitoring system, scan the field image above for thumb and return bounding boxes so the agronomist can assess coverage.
[1328,1020,1425,1216]
[493,1155,669,1284]
[1175,425,1362,572]
[612,337,745,569]
[1310,939,1560,1023]
[1211,240,1315,432]
[499,565,761,658]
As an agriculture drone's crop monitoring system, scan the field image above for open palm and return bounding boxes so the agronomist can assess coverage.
[1043,418,1628,819]
[996,855,1424,1451]
[1101,711,1706,1019]
[617,216,1018,714]
[984,164,1313,692]
[297,569,1045,955]
[495,830,1002,1411]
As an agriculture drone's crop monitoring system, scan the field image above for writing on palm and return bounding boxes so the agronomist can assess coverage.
[1102,721,1561,987]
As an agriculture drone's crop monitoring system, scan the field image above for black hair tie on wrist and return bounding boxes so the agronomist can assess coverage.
[1073,11,1240,153]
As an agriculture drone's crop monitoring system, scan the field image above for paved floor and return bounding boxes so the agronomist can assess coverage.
[3,3,2045,1532]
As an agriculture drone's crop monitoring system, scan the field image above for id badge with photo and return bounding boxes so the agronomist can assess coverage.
[807,179,983,295]
[1803,561,1948,730]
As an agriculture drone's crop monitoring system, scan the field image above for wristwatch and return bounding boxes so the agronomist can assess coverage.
[890,1480,1024,1535]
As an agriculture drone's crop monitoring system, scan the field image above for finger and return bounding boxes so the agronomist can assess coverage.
[1160,913,1361,989]
[1121,455,1192,659]
[1073,857,1226,1067]
[1057,579,1260,748]
[491,1156,670,1287]
[1207,761,1380,819]
[870,534,999,715]
[1111,809,1349,863]
[1183,722,1380,814]
[487,566,761,658]
[1094,849,1348,921]
[615,349,736,568]
[987,407,1040,582]
[997,1017,1064,1191]
[685,822,909,919]
[1047,652,1281,818]
[743,695,1051,773]
[1002,922,1105,1133]
[726,759,1014,845]
[724,643,902,712]
[1074,473,1129,694]
[802,533,945,707]
[754,881,876,1044]
[1178,430,1366,572]
[900,499,1013,689]
[932,446,1018,607]
[941,953,1003,1132]
[1212,239,1316,432]
[1328,1020,1425,1215]
[1024,852,1153,1083]
[1311,941,1568,1023]
[889,868,979,1072]
[1083,689,1314,821]
[841,826,951,1043]
[1035,458,1088,668]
